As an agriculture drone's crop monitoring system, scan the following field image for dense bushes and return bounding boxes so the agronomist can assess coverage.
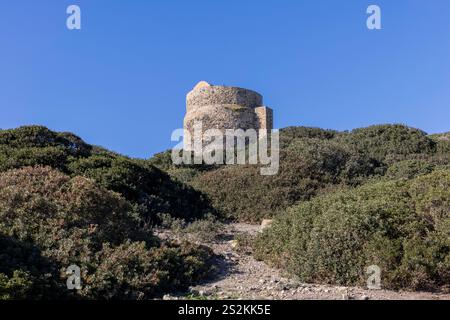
[0,126,217,299]
[254,170,450,291]
[0,126,91,156]
[335,124,436,162]
[190,150,379,222]
[279,126,337,148]
[82,240,213,299]
[386,159,435,179]
[188,128,386,222]
[431,132,450,155]
[174,123,449,290]
[0,126,91,173]
[68,155,214,224]
[147,125,447,223]
[2,123,449,296]
[0,126,215,224]
[0,233,64,299]
[0,166,214,299]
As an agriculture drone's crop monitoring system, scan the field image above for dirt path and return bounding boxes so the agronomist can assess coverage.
[164,223,450,300]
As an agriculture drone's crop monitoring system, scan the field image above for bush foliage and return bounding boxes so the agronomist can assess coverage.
[0,126,216,299]
[0,166,214,299]
[254,170,450,291]
[0,126,215,224]
[2,123,449,295]
[155,124,443,222]
[148,123,450,291]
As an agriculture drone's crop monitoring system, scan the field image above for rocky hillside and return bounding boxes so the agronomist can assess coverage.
[1,124,449,299]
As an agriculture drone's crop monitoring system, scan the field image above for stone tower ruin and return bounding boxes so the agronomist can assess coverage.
[183,81,273,150]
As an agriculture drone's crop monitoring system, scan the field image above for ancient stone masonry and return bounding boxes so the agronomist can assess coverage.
[183,81,273,150]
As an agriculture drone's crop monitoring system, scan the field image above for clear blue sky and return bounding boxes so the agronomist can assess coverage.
[1,0,449,158]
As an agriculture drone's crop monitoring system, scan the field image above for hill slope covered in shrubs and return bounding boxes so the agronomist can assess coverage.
[1,124,449,297]
[150,124,449,292]
[0,126,216,299]
[254,170,450,291]
[0,126,215,224]
[151,124,449,222]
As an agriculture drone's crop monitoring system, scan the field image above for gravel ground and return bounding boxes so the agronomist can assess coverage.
[159,223,450,300]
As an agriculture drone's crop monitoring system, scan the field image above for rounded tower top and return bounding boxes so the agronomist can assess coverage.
[186,82,263,112]
[192,81,211,91]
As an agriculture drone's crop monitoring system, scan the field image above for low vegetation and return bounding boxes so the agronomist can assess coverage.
[150,124,450,292]
[0,126,217,299]
[0,166,214,299]
[254,170,450,291]
[0,126,215,225]
[1,123,449,297]
[153,124,448,223]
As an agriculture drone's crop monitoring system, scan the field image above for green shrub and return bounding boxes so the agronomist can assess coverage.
[151,125,438,223]
[0,271,34,300]
[83,240,214,299]
[336,124,436,162]
[182,215,224,242]
[0,125,92,173]
[0,126,216,225]
[148,150,176,171]
[190,138,383,222]
[387,159,435,180]
[0,146,70,172]
[0,233,66,300]
[0,166,215,299]
[0,126,91,156]
[254,170,450,291]
[68,155,215,224]
[279,126,337,148]
[437,141,450,154]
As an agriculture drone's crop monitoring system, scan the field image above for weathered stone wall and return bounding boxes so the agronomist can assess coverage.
[183,82,273,150]
[254,106,273,130]
[187,85,262,112]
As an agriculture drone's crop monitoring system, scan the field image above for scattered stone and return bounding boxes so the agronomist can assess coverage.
[261,219,273,230]
[168,223,450,301]
[228,240,239,249]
